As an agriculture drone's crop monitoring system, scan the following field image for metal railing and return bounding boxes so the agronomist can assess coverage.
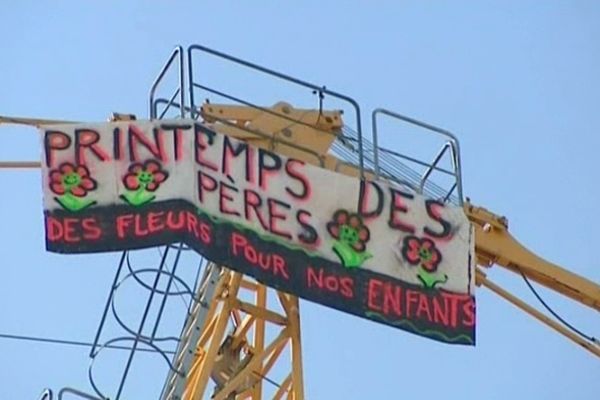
[371,108,463,204]
[58,388,103,400]
[187,44,366,177]
[144,44,465,204]
[149,46,185,119]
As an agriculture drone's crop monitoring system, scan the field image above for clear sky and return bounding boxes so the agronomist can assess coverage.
[1,1,599,399]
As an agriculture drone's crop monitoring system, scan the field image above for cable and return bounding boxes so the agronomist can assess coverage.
[2,333,288,391]
[519,270,598,344]
[251,370,282,389]
[0,333,176,354]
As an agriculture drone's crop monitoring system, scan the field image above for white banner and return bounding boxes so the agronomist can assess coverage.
[41,119,476,344]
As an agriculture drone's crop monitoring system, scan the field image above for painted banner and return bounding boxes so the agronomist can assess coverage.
[41,119,476,345]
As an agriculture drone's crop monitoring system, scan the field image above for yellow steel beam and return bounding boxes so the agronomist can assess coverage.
[258,339,288,380]
[0,115,75,127]
[476,269,600,357]
[232,309,243,327]
[212,327,290,400]
[252,284,267,400]
[196,314,218,351]
[287,296,304,400]
[467,202,600,312]
[200,104,264,125]
[231,314,256,350]
[201,102,342,135]
[234,300,288,326]
[277,292,293,317]
[185,271,243,400]
[0,161,41,169]
[273,374,292,400]
[176,268,228,399]
[202,102,344,169]
[240,280,259,291]
[182,271,302,399]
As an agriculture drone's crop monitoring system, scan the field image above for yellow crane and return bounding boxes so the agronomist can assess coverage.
[1,44,598,400]
[163,101,600,400]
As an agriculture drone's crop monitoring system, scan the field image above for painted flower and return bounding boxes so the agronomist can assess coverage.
[401,236,442,272]
[327,210,370,252]
[49,162,97,197]
[123,160,168,192]
[327,210,372,269]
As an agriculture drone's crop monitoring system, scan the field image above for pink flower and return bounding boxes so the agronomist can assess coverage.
[327,209,370,252]
[401,236,442,272]
[49,162,97,197]
[123,160,168,192]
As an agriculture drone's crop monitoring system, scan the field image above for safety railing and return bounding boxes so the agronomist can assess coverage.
[149,46,185,119]
[76,51,207,399]
[186,44,366,177]
[371,108,463,204]
[86,244,202,400]
[58,387,104,400]
[147,44,466,205]
[38,388,53,400]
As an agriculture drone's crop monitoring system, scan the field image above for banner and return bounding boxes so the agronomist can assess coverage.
[41,119,476,345]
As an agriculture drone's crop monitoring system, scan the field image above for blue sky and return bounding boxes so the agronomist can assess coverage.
[1,1,599,399]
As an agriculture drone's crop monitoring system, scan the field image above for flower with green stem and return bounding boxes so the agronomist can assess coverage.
[400,235,448,289]
[121,160,169,206]
[49,162,97,211]
[327,210,372,268]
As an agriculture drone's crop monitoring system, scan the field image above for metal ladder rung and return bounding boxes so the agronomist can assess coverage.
[161,263,223,400]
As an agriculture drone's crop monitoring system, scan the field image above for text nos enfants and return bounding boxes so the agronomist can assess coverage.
[44,122,455,245]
